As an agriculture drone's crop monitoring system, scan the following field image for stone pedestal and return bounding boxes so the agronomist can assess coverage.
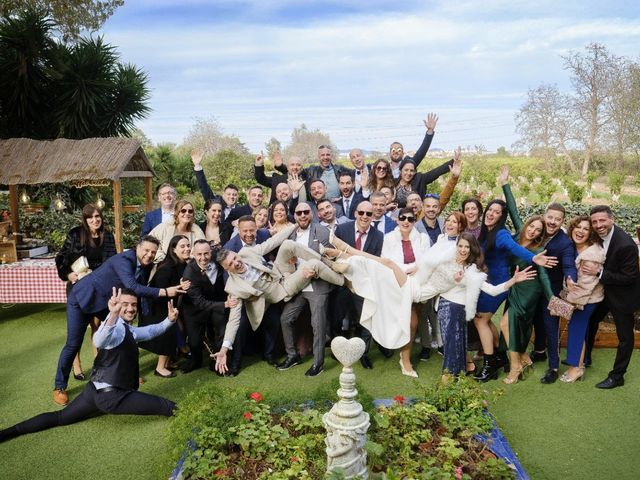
[323,337,370,479]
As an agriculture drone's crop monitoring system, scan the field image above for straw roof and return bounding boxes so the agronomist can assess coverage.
[0,137,154,185]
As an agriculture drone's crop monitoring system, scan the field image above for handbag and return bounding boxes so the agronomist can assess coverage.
[70,256,92,280]
[547,295,575,320]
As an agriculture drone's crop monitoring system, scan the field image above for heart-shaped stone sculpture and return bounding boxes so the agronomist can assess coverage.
[331,336,366,367]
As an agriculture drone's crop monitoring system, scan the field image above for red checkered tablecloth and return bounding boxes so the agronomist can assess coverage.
[0,259,67,303]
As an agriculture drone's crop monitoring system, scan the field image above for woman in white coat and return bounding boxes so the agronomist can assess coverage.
[381,207,430,377]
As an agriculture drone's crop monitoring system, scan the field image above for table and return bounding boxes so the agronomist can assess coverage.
[0,258,67,303]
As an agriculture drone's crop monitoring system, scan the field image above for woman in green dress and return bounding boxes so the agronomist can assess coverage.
[499,166,554,384]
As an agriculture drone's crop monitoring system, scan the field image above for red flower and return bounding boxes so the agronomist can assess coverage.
[243,411,253,420]
[290,456,299,463]
[249,391,263,402]
[393,395,406,405]
[214,468,229,476]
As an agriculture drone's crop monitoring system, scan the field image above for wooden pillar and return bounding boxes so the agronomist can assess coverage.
[113,179,123,252]
[8,184,19,236]
[144,176,153,211]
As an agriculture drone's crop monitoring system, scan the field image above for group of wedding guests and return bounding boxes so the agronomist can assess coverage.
[2,113,639,444]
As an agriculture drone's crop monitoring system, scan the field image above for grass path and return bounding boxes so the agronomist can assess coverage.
[0,304,638,479]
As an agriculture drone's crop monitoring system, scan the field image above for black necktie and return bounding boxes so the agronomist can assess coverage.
[373,220,380,229]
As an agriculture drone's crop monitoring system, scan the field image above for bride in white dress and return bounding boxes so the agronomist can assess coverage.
[327,232,536,375]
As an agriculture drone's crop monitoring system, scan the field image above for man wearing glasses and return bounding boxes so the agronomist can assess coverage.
[212,219,344,376]
[388,113,438,179]
[141,183,177,236]
[334,201,385,369]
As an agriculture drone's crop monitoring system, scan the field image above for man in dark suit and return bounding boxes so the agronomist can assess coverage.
[583,206,640,389]
[254,152,304,204]
[53,235,186,405]
[224,185,265,226]
[141,183,176,236]
[335,172,364,220]
[223,216,280,372]
[277,202,336,376]
[191,149,239,219]
[370,192,397,234]
[388,113,438,179]
[181,240,236,374]
[348,148,371,196]
[334,200,385,369]
[533,203,578,384]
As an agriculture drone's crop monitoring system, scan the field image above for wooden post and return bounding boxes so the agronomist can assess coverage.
[113,179,123,252]
[144,176,153,211]
[8,184,19,236]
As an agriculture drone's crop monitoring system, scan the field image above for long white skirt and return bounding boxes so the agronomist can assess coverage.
[342,256,420,349]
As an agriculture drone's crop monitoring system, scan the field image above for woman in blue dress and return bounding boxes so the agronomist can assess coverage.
[473,198,557,382]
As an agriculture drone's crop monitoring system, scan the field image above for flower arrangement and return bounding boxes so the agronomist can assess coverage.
[168,378,514,479]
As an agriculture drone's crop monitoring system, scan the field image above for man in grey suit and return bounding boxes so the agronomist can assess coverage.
[277,202,337,377]
[211,223,343,375]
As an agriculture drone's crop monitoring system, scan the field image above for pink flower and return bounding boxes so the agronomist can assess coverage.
[249,391,263,402]
[393,395,406,405]
[243,411,253,420]
[455,465,463,480]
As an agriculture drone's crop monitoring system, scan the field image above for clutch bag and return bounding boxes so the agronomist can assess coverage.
[70,256,92,279]
[548,295,575,320]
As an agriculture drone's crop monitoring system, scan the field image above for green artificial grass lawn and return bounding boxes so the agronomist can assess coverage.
[0,304,638,480]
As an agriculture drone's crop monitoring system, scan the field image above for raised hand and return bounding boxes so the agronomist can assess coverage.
[191,149,204,167]
[498,165,509,186]
[167,299,179,322]
[273,151,283,167]
[532,250,558,269]
[107,287,122,315]
[450,147,462,178]
[288,174,305,193]
[359,164,370,187]
[424,112,439,133]
[255,152,264,166]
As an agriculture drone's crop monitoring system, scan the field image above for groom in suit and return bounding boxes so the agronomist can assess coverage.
[211,221,344,375]
[583,205,640,389]
[334,200,385,369]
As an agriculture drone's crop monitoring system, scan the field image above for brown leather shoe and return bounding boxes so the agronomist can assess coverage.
[53,388,68,406]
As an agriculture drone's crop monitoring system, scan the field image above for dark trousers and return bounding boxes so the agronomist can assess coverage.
[543,308,561,370]
[1,383,175,443]
[185,311,226,368]
[532,297,547,352]
[586,301,636,380]
[54,291,107,390]
[229,303,281,369]
[565,303,598,366]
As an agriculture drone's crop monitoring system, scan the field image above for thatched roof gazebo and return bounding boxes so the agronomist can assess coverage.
[0,137,155,251]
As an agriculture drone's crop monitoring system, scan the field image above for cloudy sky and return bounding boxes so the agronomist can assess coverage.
[102,0,640,153]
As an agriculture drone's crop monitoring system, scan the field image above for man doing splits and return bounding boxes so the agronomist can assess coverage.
[0,288,177,444]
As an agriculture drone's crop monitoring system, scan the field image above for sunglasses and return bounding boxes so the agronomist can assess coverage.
[398,215,416,223]
[357,210,373,217]
[423,193,440,200]
[295,209,311,216]
[390,147,403,153]
[180,208,194,214]
[375,166,388,171]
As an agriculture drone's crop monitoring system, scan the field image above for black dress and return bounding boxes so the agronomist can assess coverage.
[137,261,186,356]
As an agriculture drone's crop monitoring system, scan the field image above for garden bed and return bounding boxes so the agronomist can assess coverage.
[168,379,522,479]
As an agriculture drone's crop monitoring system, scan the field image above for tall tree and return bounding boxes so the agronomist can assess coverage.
[283,124,334,163]
[0,7,149,139]
[562,43,615,176]
[0,0,123,40]
[182,117,248,157]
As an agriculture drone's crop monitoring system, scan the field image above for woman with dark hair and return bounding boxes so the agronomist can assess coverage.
[381,207,430,377]
[268,200,293,234]
[366,159,396,196]
[559,216,605,382]
[462,198,484,238]
[199,198,230,249]
[326,233,535,379]
[138,235,191,377]
[473,193,557,382]
[149,199,205,262]
[55,204,117,380]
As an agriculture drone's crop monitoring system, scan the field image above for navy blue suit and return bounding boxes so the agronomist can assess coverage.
[334,221,384,352]
[373,215,397,234]
[223,229,271,253]
[534,230,577,369]
[54,250,161,390]
[141,208,163,236]
[335,192,365,220]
